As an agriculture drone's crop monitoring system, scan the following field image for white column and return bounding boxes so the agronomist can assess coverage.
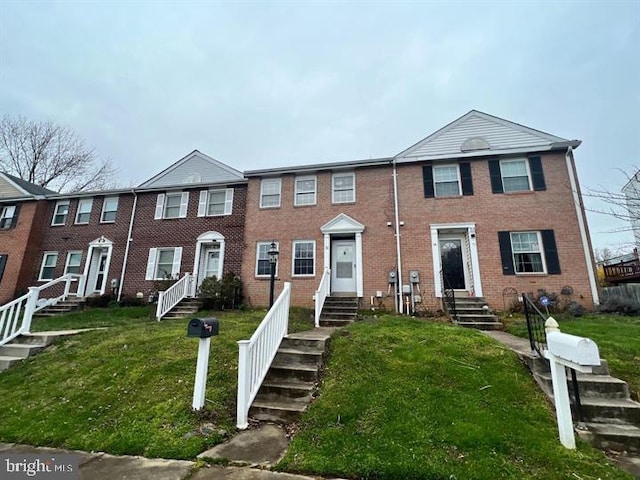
[355,232,363,297]
[236,340,251,429]
[192,337,211,411]
[431,227,441,297]
[468,226,483,297]
[323,234,330,271]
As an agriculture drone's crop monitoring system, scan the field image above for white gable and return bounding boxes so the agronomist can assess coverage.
[321,213,365,234]
[0,175,25,199]
[139,150,244,189]
[397,110,571,161]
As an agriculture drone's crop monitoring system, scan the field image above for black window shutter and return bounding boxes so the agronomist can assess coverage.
[10,204,20,228]
[529,156,546,191]
[422,164,434,198]
[488,160,503,194]
[460,162,473,196]
[498,231,515,275]
[541,229,561,274]
[0,255,6,282]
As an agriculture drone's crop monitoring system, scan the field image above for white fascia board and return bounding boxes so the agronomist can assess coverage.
[395,143,579,163]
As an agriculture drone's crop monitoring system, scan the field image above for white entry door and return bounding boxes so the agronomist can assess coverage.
[93,252,108,293]
[197,244,221,287]
[331,240,356,293]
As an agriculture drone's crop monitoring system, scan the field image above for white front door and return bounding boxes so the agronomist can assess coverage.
[197,244,221,287]
[93,252,108,293]
[331,240,356,293]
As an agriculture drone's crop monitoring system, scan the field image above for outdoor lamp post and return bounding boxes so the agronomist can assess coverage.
[268,241,279,308]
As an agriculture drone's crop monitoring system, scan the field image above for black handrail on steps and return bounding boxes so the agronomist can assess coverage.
[441,269,458,322]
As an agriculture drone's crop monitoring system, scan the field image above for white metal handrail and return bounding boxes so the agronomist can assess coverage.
[0,292,31,347]
[32,274,84,314]
[156,273,193,321]
[236,282,291,429]
[314,267,331,327]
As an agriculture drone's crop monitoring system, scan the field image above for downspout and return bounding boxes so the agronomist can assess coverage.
[392,158,404,314]
[565,147,600,305]
[118,189,138,301]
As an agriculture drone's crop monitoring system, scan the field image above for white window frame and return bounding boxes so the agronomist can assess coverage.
[510,231,547,274]
[292,240,316,277]
[332,172,356,204]
[101,196,119,223]
[75,198,93,224]
[39,252,58,281]
[433,164,462,197]
[52,200,70,226]
[255,241,279,277]
[260,178,281,208]
[145,247,183,280]
[294,175,317,206]
[64,251,83,275]
[197,188,234,217]
[500,159,532,193]
[0,205,16,229]
[154,192,189,220]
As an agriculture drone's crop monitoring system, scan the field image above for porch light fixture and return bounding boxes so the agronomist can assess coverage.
[268,240,279,308]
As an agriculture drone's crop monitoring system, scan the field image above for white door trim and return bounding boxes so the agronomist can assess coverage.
[193,231,225,288]
[82,236,113,296]
[321,213,365,297]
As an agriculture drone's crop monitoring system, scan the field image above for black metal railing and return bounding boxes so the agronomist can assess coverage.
[441,269,458,322]
[522,293,547,356]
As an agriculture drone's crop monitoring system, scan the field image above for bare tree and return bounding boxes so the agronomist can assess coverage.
[0,115,117,192]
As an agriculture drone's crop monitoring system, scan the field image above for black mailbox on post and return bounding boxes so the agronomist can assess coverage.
[187,318,219,338]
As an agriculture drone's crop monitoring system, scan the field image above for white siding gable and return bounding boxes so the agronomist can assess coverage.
[0,176,25,199]
[139,150,244,189]
[397,110,571,161]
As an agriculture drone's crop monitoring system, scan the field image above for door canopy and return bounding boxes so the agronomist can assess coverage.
[321,213,365,235]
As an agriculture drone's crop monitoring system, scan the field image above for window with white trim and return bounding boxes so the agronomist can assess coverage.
[101,196,119,223]
[500,159,531,192]
[0,205,16,229]
[292,241,315,276]
[75,198,93,224]
[433,165,461,197]
[0,254,7,282]
[39,252,58,280]
[64,251,83,274]
[294,176,316,206]
[154,192,189,219]
[332,172,355,203]
[256,242,278,277]
[145,247,183,280]
[52,200,70,226]
[197,188,234,217]
[260,178,281,208]
[510,232,545,273]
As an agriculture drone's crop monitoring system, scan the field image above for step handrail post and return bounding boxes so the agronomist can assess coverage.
[22,287,39,334]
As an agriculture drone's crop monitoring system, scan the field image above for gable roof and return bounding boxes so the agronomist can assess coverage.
[138,150,245,189]
[0,172,57,199]
[396,110,581,162]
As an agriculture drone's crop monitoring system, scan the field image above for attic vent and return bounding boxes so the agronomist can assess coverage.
[183,173,202,184]
[461,137,491,152]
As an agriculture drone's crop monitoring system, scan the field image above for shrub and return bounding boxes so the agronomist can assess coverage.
[565,301,585,317]
[85,294,114,308]
[198,272,243,310]
[597,295,640,316]
[119,296,146,307]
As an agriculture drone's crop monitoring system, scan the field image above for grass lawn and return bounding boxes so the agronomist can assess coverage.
[0,305,314,459]
[278,316,631,480]
[503,313,640,400]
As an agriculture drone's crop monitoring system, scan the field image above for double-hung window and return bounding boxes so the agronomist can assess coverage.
[489,157,546,193]
[260,179,281,208]
[501,160,530,192]
[295,176,316,206]
[145,247,183,280]
[39,252,58,280]
[0,205,16,229]
[52,200,70,226]
[154,192,189,219]
[433,165,461,197]
[256,242,278,277]
[292,241,315,276]
[75,198,93,224]
[197,189,234,216]
[510,232,544,273]
[0,254,7,282]
[332,172,355,203]
[101,196,119,223]
[498,230,560,275]
[65,251,83,274]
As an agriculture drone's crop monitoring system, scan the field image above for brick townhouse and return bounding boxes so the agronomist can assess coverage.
[0,173,54,303]
[242,110,599,311]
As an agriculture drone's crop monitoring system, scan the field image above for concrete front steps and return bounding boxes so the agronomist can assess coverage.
[33,297,86,318]
[249,327,335,423]
[162,298,203,320]
[451,296,503,330]
[0,331,83,372]
[319,296,358,327]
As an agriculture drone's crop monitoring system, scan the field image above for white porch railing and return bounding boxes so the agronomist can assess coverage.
[313,267,331,328]
[236,281,291,429]
[156,273,194,321]
[0,273,84,347]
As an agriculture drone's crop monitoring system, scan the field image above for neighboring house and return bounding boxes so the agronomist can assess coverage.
[622,171,640,249]
[0,172,55,303]
[243,110,599,311]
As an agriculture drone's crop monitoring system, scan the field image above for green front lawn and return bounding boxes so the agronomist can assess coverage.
[278,317,631,479]
[0,306,313,459]
[503,314,640,399]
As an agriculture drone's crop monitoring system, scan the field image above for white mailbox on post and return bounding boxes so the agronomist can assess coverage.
[543,318,601,449]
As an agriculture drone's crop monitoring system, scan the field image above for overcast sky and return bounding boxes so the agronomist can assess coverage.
[1,0,638,252]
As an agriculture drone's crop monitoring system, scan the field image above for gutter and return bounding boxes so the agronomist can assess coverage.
[392,157,404,314]
[117,189,138,301]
